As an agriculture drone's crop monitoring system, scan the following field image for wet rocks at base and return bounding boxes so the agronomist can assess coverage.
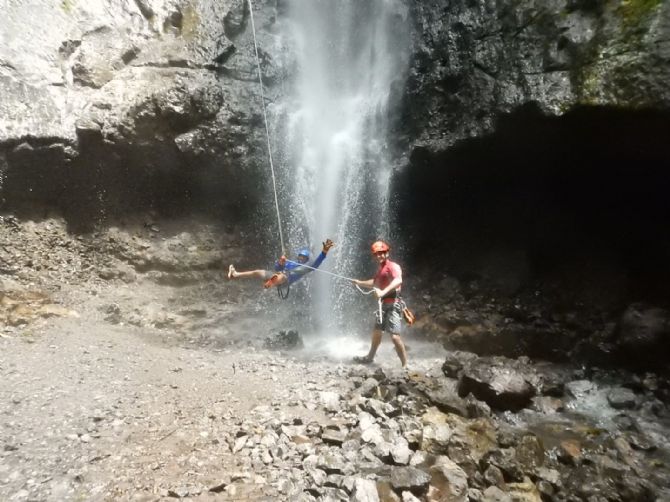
[217,353,669,502]
[410,272,670,376]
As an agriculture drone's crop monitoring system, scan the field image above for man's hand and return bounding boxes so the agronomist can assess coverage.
[322,239,335,254]
[373,287,384,299]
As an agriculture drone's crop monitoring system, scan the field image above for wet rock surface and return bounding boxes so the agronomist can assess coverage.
[1,217,669,501]
[0,0,280,228]
[404,1,670,151]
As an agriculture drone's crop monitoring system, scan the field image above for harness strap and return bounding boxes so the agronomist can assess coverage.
[277,281,290,299]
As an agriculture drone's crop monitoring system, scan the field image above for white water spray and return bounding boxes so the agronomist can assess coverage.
[275,0,410,329]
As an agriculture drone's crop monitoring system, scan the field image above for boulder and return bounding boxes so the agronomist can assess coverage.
[458,359,537,411]
[351,478,380,502]
[427,456,468,502]
[390,467,431,496]
[607,387,638,410]
[613,304,670,370]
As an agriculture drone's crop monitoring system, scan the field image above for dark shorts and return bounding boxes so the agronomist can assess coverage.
[375,301,402,334]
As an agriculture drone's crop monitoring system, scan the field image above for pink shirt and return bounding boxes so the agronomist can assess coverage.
[374,259,402,302]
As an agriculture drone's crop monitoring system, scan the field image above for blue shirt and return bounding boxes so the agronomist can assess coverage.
[274,251,327,285]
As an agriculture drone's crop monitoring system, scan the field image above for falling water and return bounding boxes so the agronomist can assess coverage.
[274,0,410,330]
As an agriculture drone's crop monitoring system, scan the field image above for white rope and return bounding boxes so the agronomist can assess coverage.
[284,259,376,295]
[247,0,285,255]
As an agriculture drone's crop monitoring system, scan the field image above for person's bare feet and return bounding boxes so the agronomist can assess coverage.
[227,265,236,279]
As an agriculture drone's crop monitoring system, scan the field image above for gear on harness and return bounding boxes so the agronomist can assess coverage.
[373,298,415,326]
[264,273,291,299]
[400,299,416,325]
[263,273,284,289]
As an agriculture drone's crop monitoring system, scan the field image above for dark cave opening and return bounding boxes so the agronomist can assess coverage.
[395,104,670,312]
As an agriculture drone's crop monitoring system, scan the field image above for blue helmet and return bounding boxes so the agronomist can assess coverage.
[297,248,310,260]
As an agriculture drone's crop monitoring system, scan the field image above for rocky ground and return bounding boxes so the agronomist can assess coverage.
[0,216,669,502]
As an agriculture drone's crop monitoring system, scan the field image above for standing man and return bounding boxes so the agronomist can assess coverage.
[353,240,408,368]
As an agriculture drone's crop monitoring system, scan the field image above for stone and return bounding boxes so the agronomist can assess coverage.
[442,351,477,378]
[506,480,542,502]
[322,427,348,446]
[390,467,431,496]
[607,387,637,410]
[357,378,381,398]
[613,304,670,370]
[565,380,597,399]
[458,359,537,411]
[530,396,563,414]
[483,449,524,483]
[351,478,380,502]
[558,439,582,465]
[427,456,468,502]
[390,438,412,466]
[515,435,544,471]
[465,394,492,418]
[358,412,376,431]
[420,407,496,464]
[364,398,392,418]
[319,391,342,412]
[318,452,347,475]
[361,424,384,446]
[484,465,505,488]
[482,486,512,502]
[426,378,468,417]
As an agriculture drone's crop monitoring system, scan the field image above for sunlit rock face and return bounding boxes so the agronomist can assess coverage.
[0,0,280,228]
[403,0,670,152]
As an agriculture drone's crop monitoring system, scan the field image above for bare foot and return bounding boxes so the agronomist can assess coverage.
[227,265,236,279]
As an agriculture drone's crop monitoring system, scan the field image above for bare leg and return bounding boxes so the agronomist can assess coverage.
[366,329,383,361]
[391,334,408,368]
[229,268,268,280]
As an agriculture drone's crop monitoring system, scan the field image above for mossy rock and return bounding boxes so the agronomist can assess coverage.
[617,0,663,31]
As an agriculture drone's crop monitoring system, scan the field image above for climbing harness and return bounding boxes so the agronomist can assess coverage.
[247,0,286,256]
[263,272,291,299]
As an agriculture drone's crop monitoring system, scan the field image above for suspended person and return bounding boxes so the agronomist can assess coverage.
[352,240,408,368]
[228,239,335,289]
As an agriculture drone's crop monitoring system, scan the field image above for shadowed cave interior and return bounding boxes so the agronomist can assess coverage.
[395,104,670,312]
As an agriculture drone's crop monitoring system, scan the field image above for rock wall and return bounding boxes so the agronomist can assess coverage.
[403,0,670,152]
[0,0,280,229]
[4,0,668,225]
[394,1,670,369]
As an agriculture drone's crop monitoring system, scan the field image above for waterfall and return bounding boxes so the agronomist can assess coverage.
[273,0,410,331]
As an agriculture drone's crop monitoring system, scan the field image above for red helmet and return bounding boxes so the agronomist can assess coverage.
[371,240,390,254]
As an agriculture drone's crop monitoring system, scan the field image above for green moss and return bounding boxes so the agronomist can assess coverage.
[617,0,662,30]
[61,0,75,13]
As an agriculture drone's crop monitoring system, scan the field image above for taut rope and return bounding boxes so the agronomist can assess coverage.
[247,0,285,255]
[284,259,376,295]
